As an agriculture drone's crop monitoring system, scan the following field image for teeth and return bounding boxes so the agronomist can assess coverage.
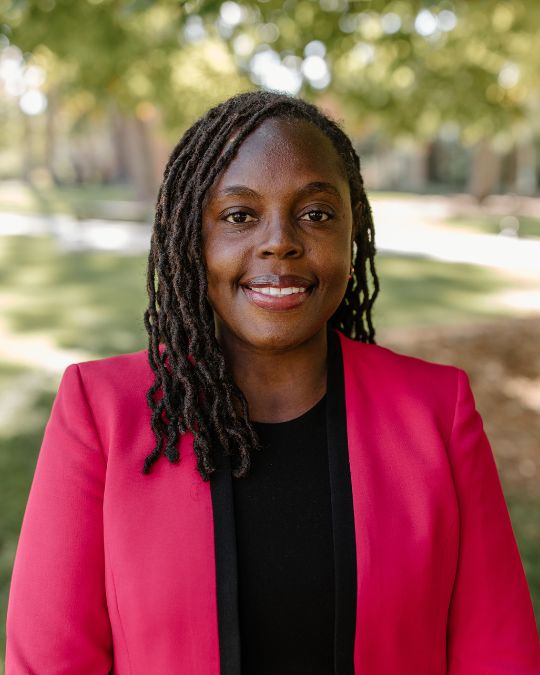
[250,286,307,296]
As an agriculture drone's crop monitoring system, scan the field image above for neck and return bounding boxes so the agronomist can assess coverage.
[215,323,328,423]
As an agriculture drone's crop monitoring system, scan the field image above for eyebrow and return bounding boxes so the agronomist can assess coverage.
[215,181,344,202]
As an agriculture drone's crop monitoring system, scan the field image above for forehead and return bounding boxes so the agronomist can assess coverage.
[205,117,349,200]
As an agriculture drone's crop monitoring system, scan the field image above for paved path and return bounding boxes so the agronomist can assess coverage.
[371,200,540,276]
[2,201,539,276]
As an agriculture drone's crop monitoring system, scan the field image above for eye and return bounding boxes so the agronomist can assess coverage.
[224,210,256,224]
[300,209,333,223]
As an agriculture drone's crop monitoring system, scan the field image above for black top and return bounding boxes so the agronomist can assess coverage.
[231,393,335,675]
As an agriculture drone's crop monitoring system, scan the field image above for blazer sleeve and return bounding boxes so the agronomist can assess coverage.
[5,363,113,674]
[446,368,540,674]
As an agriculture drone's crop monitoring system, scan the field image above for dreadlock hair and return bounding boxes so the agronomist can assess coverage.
[142,89,380,482]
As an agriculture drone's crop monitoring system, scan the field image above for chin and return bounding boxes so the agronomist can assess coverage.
[241,323,321,351]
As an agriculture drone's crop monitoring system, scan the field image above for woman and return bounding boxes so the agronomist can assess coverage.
[6,91,540,674]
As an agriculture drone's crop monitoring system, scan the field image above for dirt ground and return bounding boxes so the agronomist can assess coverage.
[379,314,540,499]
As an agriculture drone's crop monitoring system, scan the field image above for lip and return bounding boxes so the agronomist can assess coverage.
[242,285,314,311]
[242,274,314,289]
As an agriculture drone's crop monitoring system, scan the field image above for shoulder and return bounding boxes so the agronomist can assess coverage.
[63,348,153,409]
[337,329,460,379]
[336,330,462,415]
[52,349,156,455]
[75,347,150,379]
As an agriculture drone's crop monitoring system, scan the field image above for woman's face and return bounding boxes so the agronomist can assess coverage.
[201,116,354,352]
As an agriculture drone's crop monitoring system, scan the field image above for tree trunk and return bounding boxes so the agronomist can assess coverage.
[108,100,131,183]
[21,111,33,184]
[45,88,61,185]
[468,138,502,202]
[514,139,537,195]
[108,101,172,203]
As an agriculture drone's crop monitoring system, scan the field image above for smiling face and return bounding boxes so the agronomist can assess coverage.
[201,116,355,353]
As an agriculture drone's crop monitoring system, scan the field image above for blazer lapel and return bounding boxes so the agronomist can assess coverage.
[327,325,358,674]
[210,325,357,675]
[210,448,241,675]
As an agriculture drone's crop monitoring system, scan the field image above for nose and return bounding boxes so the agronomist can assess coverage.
[256,215,304,259]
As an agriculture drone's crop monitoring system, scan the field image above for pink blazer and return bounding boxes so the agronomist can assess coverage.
[5,327,540,674]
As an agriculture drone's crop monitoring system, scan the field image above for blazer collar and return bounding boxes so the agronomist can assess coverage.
[210,325,357,674]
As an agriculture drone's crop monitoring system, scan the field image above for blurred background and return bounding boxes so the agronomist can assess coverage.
[1,0,539,664]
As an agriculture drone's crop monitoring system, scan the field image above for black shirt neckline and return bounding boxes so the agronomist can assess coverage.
[250,392,327,429]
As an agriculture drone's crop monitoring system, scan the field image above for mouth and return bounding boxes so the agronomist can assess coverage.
[241,283,315,311]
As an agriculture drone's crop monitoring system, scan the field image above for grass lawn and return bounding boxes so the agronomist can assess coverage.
[507,495,540,619]
[0,233,539,669]
[374,251,540,330]
[0,235,149,358]
[1,235,538,356]
[0,180,150,221]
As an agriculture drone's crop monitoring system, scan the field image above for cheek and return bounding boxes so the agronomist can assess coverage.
[203,238,244,301]
[314,245,351,305]
[325,261,350,303]
[315,243,349,281]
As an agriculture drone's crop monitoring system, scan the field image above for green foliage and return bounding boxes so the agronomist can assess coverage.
[1,0,539,140]
[1,0,253,135]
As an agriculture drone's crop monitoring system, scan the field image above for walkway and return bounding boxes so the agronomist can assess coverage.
[1,198,539,276]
